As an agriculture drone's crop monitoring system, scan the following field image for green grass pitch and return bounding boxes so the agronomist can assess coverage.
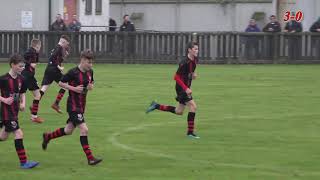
[0,63,320,180]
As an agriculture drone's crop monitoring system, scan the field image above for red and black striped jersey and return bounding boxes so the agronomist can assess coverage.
[23,47,39,74]
[61,67,94,113]
[174,57,198,92]
[48,44,64,67]
[0,73,27,121]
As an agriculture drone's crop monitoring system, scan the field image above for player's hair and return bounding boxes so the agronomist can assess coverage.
[9,53,24,66]
[185,41,199,56]
[80,49,94,61]
[123,14,129,19]
[60,35,70,42]
[31,38,41,47]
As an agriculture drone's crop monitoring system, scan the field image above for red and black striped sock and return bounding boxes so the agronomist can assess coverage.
[157,104,176,114]
[54,89,66,105]
[46,128,66,140]
[15,139,27,164]
[187,112,196,134]
[31,100,39,116]
[80,136,94,161]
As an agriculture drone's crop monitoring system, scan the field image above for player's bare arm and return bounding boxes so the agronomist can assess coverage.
[19,93,26,111]
[57,65,64,72]
[192,72,197,80]
[0,96,14,105]
[30,63,37,68]
[87,83,94,90]
[186,88,192,95]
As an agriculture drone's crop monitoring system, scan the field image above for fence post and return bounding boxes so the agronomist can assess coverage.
[123,32,129,63]
[19,31,26,55]
[273,33,279,63]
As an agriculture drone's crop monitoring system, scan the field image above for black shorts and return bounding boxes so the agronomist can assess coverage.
[22,71,39,91]
[2,120,20,132]
[26,76,40,91]
[67,112,85,127]
[175,91,193,105]
[41,66,63,86]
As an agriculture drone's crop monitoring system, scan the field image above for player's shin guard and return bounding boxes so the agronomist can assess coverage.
[80,136,94,161]
[54,89,66,105]
[15,139,27,164]
[187,112,195,134]
[46,128,66,140]
[157,104,176,114]
[31,100,39,116]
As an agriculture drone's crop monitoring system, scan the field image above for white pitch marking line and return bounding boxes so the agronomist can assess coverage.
[109,122,292,177]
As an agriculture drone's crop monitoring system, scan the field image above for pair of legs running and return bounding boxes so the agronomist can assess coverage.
[40,84,66,113]
[29,89,42,123]
[147,99,199,138]
[28,86,65,123]
[27,81,66,123]
[0,125,39,169]
[42,118,102,165]
[37,66,66,117]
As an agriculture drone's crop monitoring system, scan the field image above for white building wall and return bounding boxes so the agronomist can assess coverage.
[79,0,110,31]
[51,0,64,23]
[235,3,272,31]
[295,0,320,31]
[110,2,273,32]
[0,0,49,30]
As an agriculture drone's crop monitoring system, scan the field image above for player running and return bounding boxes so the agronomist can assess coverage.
[146,42,200,139]
[40,35,70,114]
[41,49,102,165]
[0,54,39,169]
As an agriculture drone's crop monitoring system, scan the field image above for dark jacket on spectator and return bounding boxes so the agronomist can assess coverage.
[310,18,320,32]
[109,18,117,31]
[263,22,281,32]
[51,20,67,31]
[68,20,81,32]
[285,20,303,32]
[120,21,136,32]
[245,24,261,32]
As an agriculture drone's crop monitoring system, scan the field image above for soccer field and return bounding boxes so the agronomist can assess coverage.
[1,63,320,180]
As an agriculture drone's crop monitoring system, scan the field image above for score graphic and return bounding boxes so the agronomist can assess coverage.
[284,11,303,22]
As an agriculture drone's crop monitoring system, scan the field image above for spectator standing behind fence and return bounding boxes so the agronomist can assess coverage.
[120,15,136,59]
[262,15,281,59]
[120,15,136,32]
[244,19,261,60]
[309,17,320,32]
[309,17,320,59]
[107,18,117,53]
[263,15,281,32]
[284,20,302,33]
[284,20,303,60]
[109,18,117,31]
[68,15,81,32]
[245,19,261,32]
[51,14,67,31]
